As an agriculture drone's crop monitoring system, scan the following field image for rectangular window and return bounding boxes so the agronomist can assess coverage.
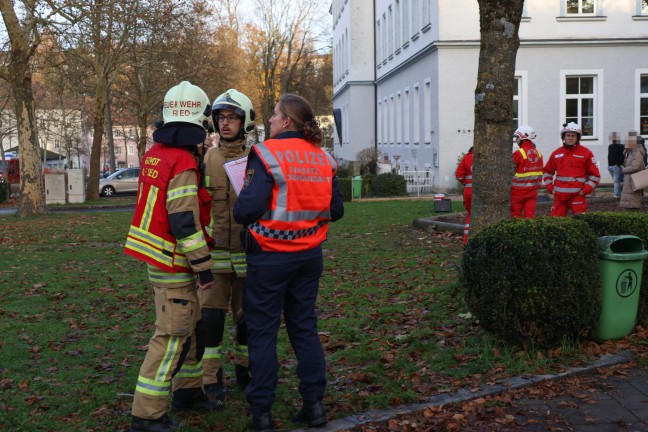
[395,0,401,49]
[565,75,596,138]
[390,95,395,145]
[376,21,382,62]
[566,0,595,14]
[413,85,420,145]
[402,0,409,44]
[128,145,135,155]
[642,0,648,15]
[396,92,402,145]
[388,6,393,55]
[640,74,648,135]
[377,101,383,145]
[115,147,122,155]
[512,78,520,131]
[412,0,419,34]
[424,81,431,144]
[404,89,410,145]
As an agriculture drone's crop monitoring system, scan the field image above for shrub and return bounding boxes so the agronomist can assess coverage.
[574,211,648,327]
[370,173,407,197]
[0,178,8,204]
[338,177,352,202]
[462,216,601,348]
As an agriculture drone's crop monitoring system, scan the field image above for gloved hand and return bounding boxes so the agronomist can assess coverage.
[546,184,554,194]
[197,270,215,290]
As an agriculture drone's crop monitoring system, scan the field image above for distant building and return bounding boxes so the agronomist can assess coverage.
[332,0,648,191]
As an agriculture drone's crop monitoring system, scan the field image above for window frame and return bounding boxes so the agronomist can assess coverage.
[565,0,597,15]
[560,70,603,141]
[636,69,648,137]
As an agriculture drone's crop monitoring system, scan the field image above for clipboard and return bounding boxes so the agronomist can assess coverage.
[223,156,248,195]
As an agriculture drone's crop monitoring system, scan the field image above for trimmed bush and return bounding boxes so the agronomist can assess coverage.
[370,173,407,197]
[0,178,8,204]
[462,216,601,348]
[338,177,352,202]
[574,211,648,327]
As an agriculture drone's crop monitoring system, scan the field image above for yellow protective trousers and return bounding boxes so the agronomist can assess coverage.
[131,280,203,420]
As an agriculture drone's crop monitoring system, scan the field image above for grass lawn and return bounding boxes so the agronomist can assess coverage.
[0,198,612,431]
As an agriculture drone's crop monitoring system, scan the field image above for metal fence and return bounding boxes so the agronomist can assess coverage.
[398,170,434,196]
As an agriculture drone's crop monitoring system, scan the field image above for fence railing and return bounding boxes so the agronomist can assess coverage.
[398,170,434,196]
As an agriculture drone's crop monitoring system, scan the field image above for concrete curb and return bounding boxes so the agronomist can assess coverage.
[292,350,633,432]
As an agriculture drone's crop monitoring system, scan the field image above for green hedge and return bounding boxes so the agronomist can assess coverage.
[462,217,601,348]
[339,177,352,202]
[0,179,8,204]
[370,173,407,197]
[574,211,648,327]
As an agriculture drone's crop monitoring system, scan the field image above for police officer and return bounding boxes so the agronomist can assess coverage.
[233,94,344,431]
[198,89,256,407]
[124,81,222,432]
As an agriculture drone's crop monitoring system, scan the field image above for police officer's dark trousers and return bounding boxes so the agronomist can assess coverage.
[243,254,326,417]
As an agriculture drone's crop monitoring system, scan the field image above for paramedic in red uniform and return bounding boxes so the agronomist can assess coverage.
[543,122,601,216]
[124,81,222,432]
[511,125,544,218]
[234,94,344,431]
[455,147,473,244]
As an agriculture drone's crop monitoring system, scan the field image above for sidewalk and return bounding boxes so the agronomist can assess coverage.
[293,350,648,431]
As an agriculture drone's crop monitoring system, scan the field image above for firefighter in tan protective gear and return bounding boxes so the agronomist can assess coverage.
[197,89,256,407]
[124,81,223,432]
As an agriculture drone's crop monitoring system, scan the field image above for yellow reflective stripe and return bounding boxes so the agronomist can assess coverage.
[154,335,181,383]
[514,171,543,178]
[204,346,222,360]
[135,375,171,397]
[167,185,198,202]
[519,148,528,160]
[235,345,248,357]
[141,186,159,231]
[212,262,231,271]
[147,265,195,284]
[211,250,230,260]
[204,175,212,188]
[126,227,175,268]
[177,230,207,253]
[175,361,203,379]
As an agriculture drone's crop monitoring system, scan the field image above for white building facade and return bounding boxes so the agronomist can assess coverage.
[332,0,648,191]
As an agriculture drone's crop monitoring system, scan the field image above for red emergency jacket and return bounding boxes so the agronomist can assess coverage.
[248,138,336,252]
[455,150,473,187]
[512,140,543,190]
[124,144,202,272]
[542,143,600,196]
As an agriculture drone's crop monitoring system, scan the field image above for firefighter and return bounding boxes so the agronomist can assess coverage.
[124,81,222,432]
[455,147,473,244]
[543,122,601,216]
[233,94,344,431]
[511,125,544,218]
[197,89,256,407]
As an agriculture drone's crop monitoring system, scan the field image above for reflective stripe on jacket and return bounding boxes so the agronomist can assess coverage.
[543,143,601,195]
[512,141,544,189]
[124,143,202,273]
[248,138,336,252]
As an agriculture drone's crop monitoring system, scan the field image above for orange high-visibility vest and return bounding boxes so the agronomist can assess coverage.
[124,143,201,272]
[248,138,337,252]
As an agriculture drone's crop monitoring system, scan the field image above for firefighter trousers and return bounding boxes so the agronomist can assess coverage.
[132,281,203,420]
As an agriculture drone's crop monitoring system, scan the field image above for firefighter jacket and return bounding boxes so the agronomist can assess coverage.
[542,143,601,196]
[244,136,337,253]
[512,140,543,190]
[124,143,213,282]
[203,138,250,275]
[455,150,473,188]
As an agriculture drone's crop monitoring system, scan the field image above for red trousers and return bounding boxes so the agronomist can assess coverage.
[462,188,472,245]
[511,189,538,219]
[550,193,588,216]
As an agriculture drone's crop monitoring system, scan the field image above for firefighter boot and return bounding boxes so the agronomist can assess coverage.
[235,318,251,388]
[204,368,226,408]
[130,414,181,432]
[201,308,226,405]
[171,388,224,412]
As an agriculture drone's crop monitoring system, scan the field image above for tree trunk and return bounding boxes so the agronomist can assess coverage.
[105,87,115,172]
[11,60,46,216]
[87,74,108,200]
[470,0,524,236]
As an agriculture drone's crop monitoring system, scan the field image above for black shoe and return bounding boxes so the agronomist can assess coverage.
[171,387,224,412]
[235,364,251,388]
[131,414,181,432]
[251,412,274,431]
[292,401,327,427]
[204,383,227,409]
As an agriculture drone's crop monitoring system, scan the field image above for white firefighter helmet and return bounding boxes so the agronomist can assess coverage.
[513,125,537,141]
[162,81,211,128]
[560,122,582,140]
[212,89,256,134]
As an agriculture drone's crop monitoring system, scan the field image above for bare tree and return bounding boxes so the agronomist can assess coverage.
[470,0,524,236]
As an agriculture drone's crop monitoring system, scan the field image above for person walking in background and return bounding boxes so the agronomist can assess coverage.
[543,122,601,216]
[607,132,625,199]
[455,147,473,244]
[511,125,543,218]
[619,133,646,211]
[124,81,221,432]
[197,89,256,408]
[234,94,344,432]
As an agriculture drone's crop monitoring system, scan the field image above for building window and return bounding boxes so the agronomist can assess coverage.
[404,89,410,145]
[402,0,409,45]
[564,75,596,138]
[423,80,431,144]
[566,0,595,15]
[376,20,382,63]
[413,84,420,145]
[396,92,402,145]
[512,78,520,131]
[54,139,60,149]
[395,0,401,49]
[642,0,648,15]
[115,147,122,155]
[640,73,648,136]
[128,145,135,155]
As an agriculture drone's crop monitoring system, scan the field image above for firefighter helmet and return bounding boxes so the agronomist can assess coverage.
[212,89,256,134]
[560,122,582,140]
[513,125,537,141]
[162,81,211,128]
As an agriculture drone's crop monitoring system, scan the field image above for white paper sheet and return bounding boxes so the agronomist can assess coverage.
[223,156,249,195]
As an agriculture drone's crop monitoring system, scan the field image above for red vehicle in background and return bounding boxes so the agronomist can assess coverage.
[0,152,19,184]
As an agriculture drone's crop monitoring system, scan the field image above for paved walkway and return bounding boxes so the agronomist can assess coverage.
[293,351,648,431]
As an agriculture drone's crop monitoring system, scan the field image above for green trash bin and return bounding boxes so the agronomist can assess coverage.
[592,235,648,341]
[352,176,362,199]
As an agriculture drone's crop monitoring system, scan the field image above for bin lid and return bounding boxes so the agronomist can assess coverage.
[598,235,648,260]
[353,176,362,180]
